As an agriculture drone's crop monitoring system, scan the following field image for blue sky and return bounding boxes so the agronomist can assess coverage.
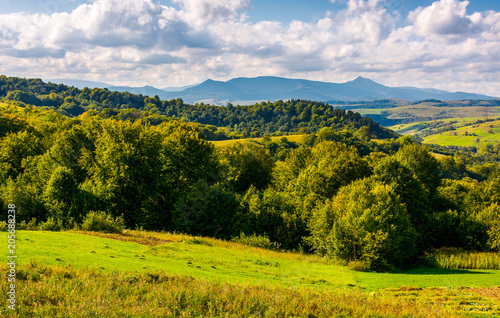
[1,0,500,95]
[3,1,500,22]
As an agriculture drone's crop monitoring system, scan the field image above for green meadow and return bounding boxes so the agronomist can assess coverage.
[10,231,500,290]
[390,118,500,147]
[2,230,500,317]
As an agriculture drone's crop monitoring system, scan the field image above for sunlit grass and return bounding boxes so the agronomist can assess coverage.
[14,230,355,288]
[211,134,304,147]
[3,230,500,316]
[426,248,500,270]
[0,262,471,318]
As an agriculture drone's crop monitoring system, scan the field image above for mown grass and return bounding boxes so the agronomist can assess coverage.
[13,230,356,288]
[1,262,475,318]
[3,230,500,317]
[366,105,500,123]
[11,231,500,290]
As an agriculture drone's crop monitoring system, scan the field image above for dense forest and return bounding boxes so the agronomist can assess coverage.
[0,75,395,139]
[1,75,499,272]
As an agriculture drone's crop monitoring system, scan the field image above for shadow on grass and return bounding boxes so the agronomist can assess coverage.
[401,267,492,275]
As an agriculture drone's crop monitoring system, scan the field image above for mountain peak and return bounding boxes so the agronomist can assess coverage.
[351,76,376,83]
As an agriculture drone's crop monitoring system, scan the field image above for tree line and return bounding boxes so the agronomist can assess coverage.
[0,75,395,139]
[0,102,499,271]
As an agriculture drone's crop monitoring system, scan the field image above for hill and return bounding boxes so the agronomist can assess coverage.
[0,75,397,140]
[4,230,500,317]
[154,76,498,104]
[44,76,498,105]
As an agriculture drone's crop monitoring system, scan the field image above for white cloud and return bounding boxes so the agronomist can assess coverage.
[408,0,480,37]
[0,0,500,95]
[171,0,250,26]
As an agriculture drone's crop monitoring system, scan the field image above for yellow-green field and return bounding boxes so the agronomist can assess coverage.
[390,117,500,147]
[211,134,304,147]
[356,105,500,121]
[2,230,500,317]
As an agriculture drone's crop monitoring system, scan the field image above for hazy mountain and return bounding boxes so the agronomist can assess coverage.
[160,76,497,104]
[46,79,111,89]
[46,76,497,105]
[107,85,169,98]
[161,83,199,92]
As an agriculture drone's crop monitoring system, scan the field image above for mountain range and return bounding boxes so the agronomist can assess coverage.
[47,76,498,105]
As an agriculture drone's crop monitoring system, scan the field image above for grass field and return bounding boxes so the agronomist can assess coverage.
[10,230,500,290]
[390,117,500,147]
[355,105,500,121]
[211,134,304,147]
[2,230,500,317]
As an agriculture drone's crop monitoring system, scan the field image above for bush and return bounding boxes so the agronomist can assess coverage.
[425,247,500,270]
[231,232,281,251]
[308,178,417,271]
[81,211,125,233]
[0,221,6,231]
[348,260,371,272]
[38,217,64,231]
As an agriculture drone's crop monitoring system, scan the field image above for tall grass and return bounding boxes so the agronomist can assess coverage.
[426,247,500,270]
[0,263,461,317]
[231,232,281,251]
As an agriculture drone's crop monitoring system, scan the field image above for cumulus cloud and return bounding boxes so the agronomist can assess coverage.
[171,0,250,26]
[408,0,480,37]
[0,0,500,95]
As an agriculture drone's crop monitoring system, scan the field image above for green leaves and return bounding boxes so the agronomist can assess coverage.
[309,179,417,271]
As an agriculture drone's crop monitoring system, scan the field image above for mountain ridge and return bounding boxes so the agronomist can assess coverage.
[46,76,498,105]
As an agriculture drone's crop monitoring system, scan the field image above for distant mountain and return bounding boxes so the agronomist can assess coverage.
[47,76,498,105]
[159,76,498,105]
[161,84,199,92]
[46,79,111,89]
[107,85,169,98]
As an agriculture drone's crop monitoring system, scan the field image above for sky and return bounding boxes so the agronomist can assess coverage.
[1,0,500,96]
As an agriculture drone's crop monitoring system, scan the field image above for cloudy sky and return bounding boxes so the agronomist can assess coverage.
[1,0,500,95]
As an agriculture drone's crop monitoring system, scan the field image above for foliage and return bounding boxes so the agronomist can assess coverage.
[219,142,274,192]
[37,217,65,231]
[425,247,500,270]
[0,82,499,264]
[172,181,241,239]
[308,179,417,271]
[0,75,396,138]
[239,186,308,250]
[231,232,281,251]
[80,211,125,233]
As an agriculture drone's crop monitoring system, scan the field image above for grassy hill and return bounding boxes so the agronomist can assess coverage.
[390,117,500,147]
[3,230,500,317]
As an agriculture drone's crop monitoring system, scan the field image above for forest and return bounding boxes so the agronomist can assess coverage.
[0,75,394,139]
[1,75,500,272]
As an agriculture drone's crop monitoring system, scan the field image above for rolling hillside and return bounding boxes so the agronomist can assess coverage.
[3,230,500,317]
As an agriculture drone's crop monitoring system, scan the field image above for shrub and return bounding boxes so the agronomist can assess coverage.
[348,260,371,272]
[38,217,64,231]
[81,211,125,233]
[186,237,213,246]
[0,221,6,231]
[425,247,500,270]
[308,178,417,271]
[231,232,281,251]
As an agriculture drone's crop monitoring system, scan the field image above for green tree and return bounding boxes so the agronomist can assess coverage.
[0,131,44,182]
[308,178,417,271]
[173,181,240,239]
[219,142,274,192]
[89,120,174,229]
